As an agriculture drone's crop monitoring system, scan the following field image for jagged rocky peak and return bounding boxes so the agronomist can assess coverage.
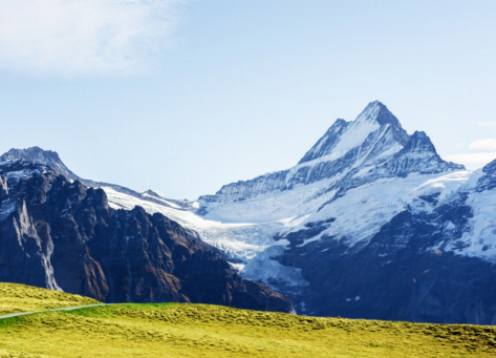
[0,146,77,180]
[299,101,408,164]
[396,130,465,171]
[355,100,402,126]
[298,118,349,164]
[2,146,59,164]
[476,158,496,192]
[483,159,496,174]
[377,130,464,177]
[201,101,466,206]
[403,131,436,153]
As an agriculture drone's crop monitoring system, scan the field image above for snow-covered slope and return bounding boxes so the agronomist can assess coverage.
[444,160,496,260]
[199,101,462,220]
[197,101,464,248]
[0,146,195,212]
[103,186,306,288]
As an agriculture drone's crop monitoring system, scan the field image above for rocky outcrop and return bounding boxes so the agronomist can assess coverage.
[0,161,291,312]
[0,147,78,180]
[477,159,496,192]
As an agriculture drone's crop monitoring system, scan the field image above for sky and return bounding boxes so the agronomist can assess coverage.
[0,0,495,199]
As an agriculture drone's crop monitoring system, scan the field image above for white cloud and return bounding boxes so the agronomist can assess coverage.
[475,121,496,128]
[447,152,496,170]
[0,0,182,76]
[469,138,496,152]
[446,138,496,169]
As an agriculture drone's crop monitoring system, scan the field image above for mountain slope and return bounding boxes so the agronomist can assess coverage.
[279,171,496,322]
[193,101,496,323]
[0,147,78,180]
[0,161,290,312]
[192,103,471,290]
[0,282,97,315]
[0,146,194,211]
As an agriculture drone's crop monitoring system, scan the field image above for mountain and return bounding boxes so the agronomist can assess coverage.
[0,160,291,312]
[2,101,495,323]
[0,146,194,211]
[0,146,78,180]
[193,101,496,323]
[278,163,496,322]
[200,101,462,208]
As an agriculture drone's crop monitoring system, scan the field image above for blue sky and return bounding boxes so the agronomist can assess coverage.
[1,0,495,198]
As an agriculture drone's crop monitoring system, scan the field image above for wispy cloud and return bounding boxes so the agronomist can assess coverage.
[469,138,496,152]
[447,138,496,170]
[0,0,183,76]
[475,121,496,128]
[446,152,496,170]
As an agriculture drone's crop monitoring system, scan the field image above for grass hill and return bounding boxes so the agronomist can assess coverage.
[0,282,97,315]
[0,283,495,357]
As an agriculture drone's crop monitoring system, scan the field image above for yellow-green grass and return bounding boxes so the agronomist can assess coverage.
[0,282,97,315]
[0,283,495,357]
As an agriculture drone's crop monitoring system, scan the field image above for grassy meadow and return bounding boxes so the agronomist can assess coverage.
[0,283,495,357]
[0,282,97,315]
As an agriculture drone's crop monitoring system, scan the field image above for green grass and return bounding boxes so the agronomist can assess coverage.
[0,282,97,315]
[0,283,495,357]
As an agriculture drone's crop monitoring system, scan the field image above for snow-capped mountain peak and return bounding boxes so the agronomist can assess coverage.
[299,101,409,165]
[375,130,465,178]
[403,131,436,153]
[203,101,462,209]
[299,118,349,164]
[355,100,403,127]
[0,146,77,180]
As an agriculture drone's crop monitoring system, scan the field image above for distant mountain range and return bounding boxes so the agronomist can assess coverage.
[1,101,495,323]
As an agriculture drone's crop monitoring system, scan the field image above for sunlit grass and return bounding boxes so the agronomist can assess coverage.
[0,283,495,357]
[0,282,97,315]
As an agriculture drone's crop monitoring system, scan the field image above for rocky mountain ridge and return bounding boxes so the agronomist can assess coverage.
[0,160,290,312]
[199,101,463,209]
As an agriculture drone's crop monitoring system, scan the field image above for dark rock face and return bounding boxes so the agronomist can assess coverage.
[0,162,291,312]
[0,147,78,180]
[477,159,496,192]
[279,198,496,324]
